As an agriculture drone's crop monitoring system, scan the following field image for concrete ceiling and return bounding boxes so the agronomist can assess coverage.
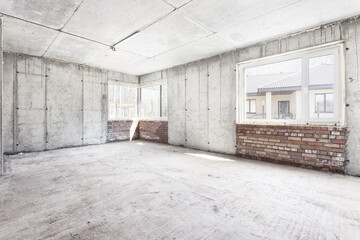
[1,0,360,76]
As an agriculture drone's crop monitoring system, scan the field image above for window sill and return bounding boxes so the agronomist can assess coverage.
[108,118,168,121]
[108,119,137,121]
[139,118,168,121]
[238,120,342,127]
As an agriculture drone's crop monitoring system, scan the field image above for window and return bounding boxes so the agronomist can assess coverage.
[108,84,138,120]
[309,55,335,119]
[140,84,168,119]
[278,101,290,119]
[315,93,333,113]
[237,44,343,124]
[243,58,301,120]
[246,99,256,114]
[141,85,160,118]
[108,83,167,120]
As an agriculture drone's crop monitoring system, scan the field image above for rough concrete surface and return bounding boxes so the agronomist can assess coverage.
[2,0,360,75]
[0,16,3,175]
[3,52,137,154]
[1,141,360,239]
[148,18,360,175]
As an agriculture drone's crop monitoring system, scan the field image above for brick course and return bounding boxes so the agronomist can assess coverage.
[107,120,139,142]
[236,124,346,173]
[139,121,168,144]
[107,120,168,144]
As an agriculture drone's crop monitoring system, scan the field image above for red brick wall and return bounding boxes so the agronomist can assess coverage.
[139,121,168,144]
[107,120,139,142]
[236,124,346,173]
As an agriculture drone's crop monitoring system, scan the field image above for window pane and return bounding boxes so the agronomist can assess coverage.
[109,85,114,102]
[161,85,168,118]
[250,100,256,113]
[108,84,137,120]
[109,103,116,119]
[326,93,334,112]
[141,85,160,118]
[244,58,301,120]
[309,55,334,119]
[114,85,121,103]
[315,94,325,113]
[246,99,256,113]
[121,86,137,119]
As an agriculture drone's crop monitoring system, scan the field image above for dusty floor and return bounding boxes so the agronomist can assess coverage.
[0,141,360,240]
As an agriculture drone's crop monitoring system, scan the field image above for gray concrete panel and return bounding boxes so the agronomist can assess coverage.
[3,52,14,153]
[207,56,224,153]
[198,60,209,151]
[167,65,186,146]
[0,0,82,29]
[3,17,58,56]
[83,67,105,145]
[185,62,201,149]
[15,55,46,152]
[0,17,2,175]
[46,61,82,149]
[344,20,360,175]
[220,52,236,154]
[62,0,173,45]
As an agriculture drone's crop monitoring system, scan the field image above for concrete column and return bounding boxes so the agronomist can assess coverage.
[0,16,3,175]
[266,92,272,120]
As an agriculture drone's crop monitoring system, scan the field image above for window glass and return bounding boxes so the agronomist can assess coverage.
[326,93,334,112]
[109,103,116,119]
[315,94,325,112]
[245,100,250,113]
[239,45,340,123]
[250,99,256,113]
[141,85,160,118]
[244,58,301,120]
[108,84,137,120]
[246,99,256,113]
[309,55,334,119]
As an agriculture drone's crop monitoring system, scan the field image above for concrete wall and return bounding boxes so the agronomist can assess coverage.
[140,53,237,155]
[0,16,3,175]
[140,70,167,85]
[140,17,360,175]
[3,52,138,154]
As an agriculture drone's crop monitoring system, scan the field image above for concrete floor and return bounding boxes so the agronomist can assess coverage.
[1,141,360,240]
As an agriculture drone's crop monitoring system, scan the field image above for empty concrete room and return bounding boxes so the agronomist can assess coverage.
[1,0,360,239]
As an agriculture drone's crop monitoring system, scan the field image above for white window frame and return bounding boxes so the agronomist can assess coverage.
[236,42,345,126]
